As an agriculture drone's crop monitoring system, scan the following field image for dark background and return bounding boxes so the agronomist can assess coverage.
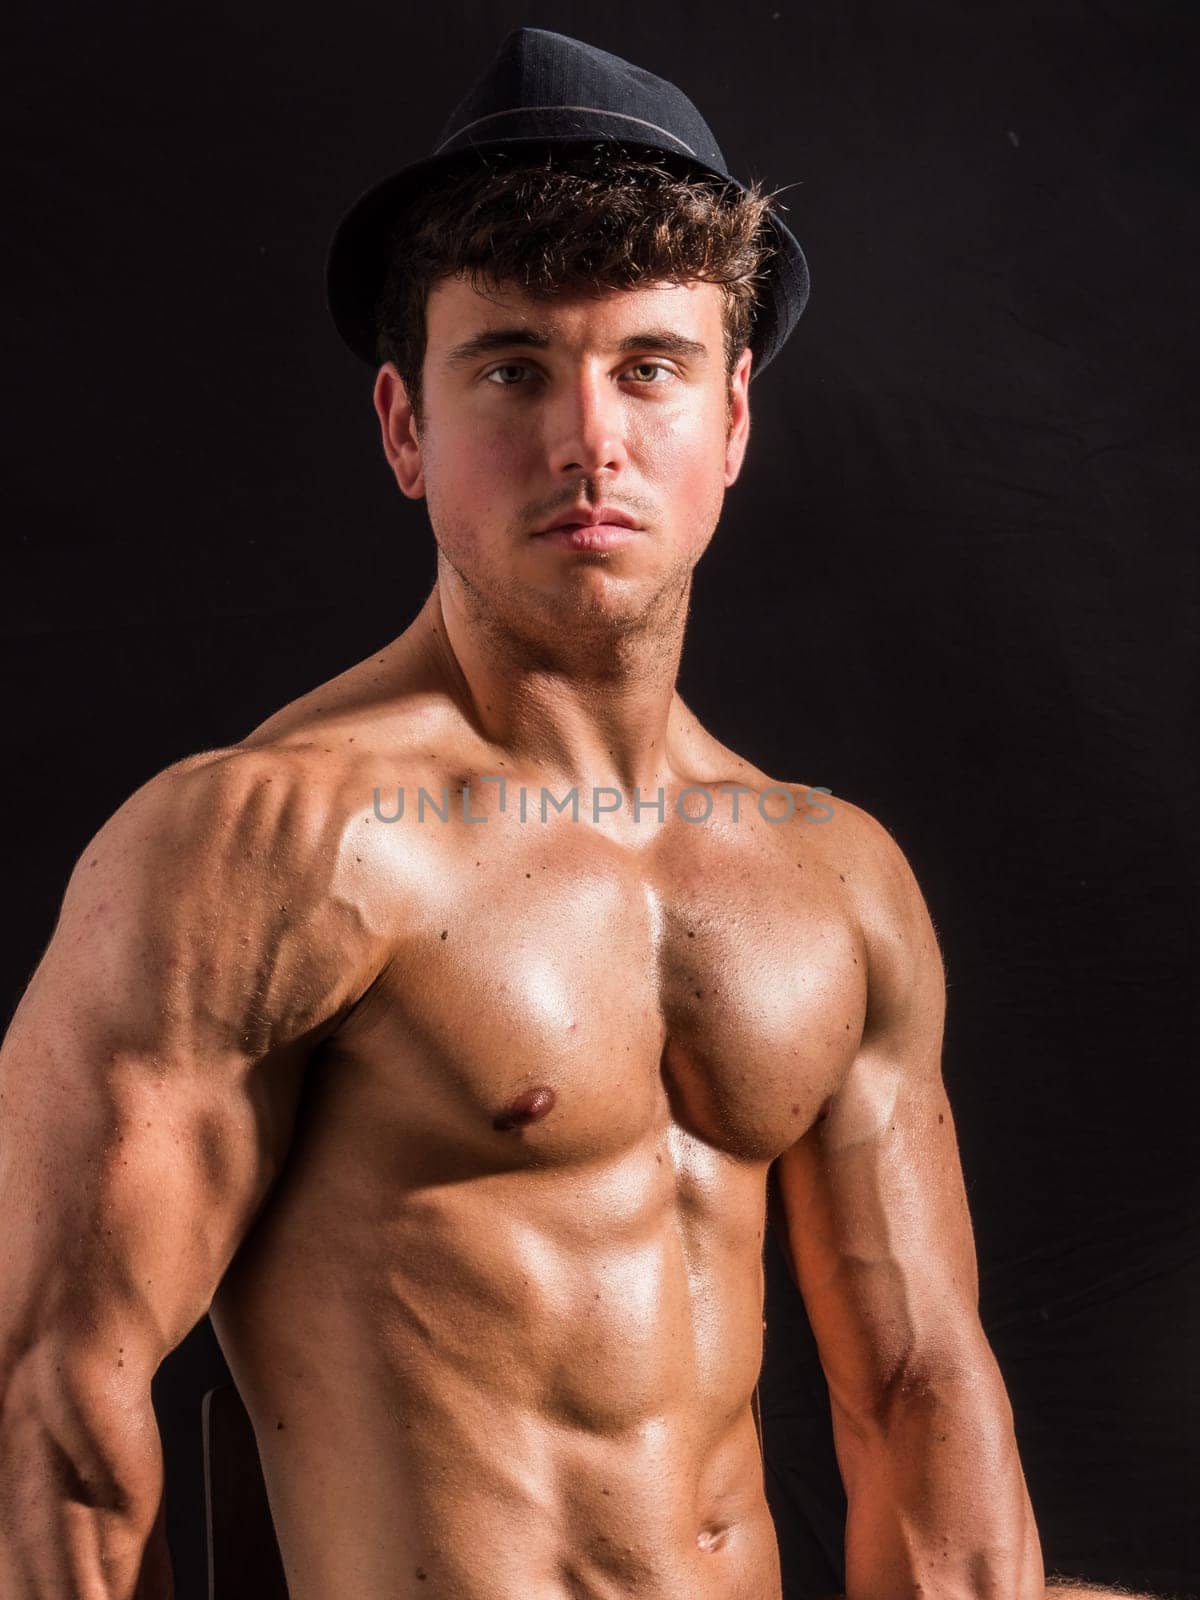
[5,3,1198,1597]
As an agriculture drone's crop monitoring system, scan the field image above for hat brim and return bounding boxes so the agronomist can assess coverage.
[324,135,809,380]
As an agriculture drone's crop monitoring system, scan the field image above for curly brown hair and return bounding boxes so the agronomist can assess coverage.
[373,141,790,432]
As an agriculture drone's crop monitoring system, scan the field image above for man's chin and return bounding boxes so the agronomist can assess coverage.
[534,565,687,629]
[447,547,693,646]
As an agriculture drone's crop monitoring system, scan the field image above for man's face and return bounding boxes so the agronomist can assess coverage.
[375,273,752,645]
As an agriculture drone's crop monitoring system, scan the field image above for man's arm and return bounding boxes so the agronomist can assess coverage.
[768,801,1044,1600]
[0,748,387,1599]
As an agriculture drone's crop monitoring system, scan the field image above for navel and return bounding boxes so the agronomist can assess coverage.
[696,1522,731,1553]
[492,1086,557,1132]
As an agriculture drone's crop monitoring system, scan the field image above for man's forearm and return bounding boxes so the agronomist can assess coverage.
[0,1476,172,1600]
[0,1347,173,1599]
[833,1366,1044,1600]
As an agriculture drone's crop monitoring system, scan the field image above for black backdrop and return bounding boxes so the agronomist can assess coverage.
[5,4,1197,1597]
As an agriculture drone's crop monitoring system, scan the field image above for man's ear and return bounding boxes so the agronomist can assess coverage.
[724,344,753,487]
[373,362,425,500]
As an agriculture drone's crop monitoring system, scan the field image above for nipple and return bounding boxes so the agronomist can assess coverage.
[492,1085,557,1132]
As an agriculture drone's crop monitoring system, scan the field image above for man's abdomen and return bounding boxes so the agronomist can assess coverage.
[210,1111,780,1598]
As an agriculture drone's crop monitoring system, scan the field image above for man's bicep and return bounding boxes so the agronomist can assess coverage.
[0,969,298,1386]
[0,751,373,1381]
[770,811,983,1432]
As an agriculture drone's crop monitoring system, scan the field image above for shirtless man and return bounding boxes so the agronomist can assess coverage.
[0,27,1159,1600]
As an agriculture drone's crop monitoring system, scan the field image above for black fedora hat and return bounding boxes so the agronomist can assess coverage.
[324,26,810,381]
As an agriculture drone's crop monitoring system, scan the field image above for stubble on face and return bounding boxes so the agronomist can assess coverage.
[432,514,700,684]
[415,275,739,681]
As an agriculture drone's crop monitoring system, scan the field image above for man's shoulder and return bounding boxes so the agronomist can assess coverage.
[229,637,474,792]
[743,771,939,961]
[77,742,349,898]
[796,785,933,917]
[135,726,439,863]
[664,708,921,898]
[794,788,945,1030]
[679,722,834,825]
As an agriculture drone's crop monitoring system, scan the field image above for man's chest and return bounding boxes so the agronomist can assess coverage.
[324,801,869,1176]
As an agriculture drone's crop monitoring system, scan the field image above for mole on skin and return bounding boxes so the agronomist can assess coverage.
[492,1086,557,1132]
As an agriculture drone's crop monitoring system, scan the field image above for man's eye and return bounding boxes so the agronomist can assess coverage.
[482,362,674,387]
[485,364,529,386]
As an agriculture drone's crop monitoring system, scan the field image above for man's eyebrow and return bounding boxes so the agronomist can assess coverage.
[441,327,710,370]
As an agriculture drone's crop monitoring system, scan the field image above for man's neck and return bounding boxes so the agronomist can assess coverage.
[414,579,695,801]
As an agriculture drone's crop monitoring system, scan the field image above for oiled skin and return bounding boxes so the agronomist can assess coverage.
[202,597,873,1600]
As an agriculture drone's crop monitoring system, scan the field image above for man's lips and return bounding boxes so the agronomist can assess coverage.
[533,508,644,550]
[534,507,641,533]
[536,523,643,551]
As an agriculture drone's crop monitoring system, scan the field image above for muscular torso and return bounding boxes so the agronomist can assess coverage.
[208,638,868,1600]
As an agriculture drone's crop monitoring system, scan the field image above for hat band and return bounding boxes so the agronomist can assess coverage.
[433,104,701,160]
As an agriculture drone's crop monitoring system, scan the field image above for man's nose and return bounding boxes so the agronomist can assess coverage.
[544,369,631,479]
